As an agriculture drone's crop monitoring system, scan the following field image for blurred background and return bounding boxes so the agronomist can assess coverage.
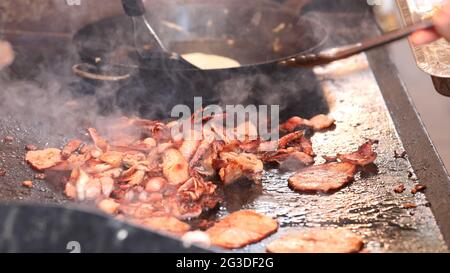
[0,0,449,169]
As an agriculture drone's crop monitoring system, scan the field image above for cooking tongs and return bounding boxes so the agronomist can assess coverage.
[121,0,199,69]
[280,19,434,67]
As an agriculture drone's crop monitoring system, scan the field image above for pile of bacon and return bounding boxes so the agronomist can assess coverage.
[24,112,377,252]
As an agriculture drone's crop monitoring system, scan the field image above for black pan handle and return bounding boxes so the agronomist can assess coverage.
[121,0,146,17]
[72,63,131,82]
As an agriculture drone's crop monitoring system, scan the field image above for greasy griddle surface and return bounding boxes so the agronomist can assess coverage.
[0,118,69,205]
[0,56,447,252]
[224,55,447,253]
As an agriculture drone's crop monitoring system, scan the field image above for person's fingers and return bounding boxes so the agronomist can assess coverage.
[433,1,450,41]
[411,29,441,45]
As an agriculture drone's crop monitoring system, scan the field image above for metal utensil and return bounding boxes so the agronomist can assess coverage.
[121,0,199,69]
[280,19,434,67]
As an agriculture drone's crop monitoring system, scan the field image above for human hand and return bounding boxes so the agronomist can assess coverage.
[411,0,450,45]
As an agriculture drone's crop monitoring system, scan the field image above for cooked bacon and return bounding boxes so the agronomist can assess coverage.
[288,162,357,193]
[411,184,426,194]
[61,139,83,160]
[280,115,335,132]
[98,198,120,214]
[64,182,77,199]
[50,153,90,171]
[278,131,303,149]
[74,168,91,201]
[299,136,315,156]
[26,148,62,171]
[262,148,314,168]
[337,140,378,166]
[22,180,33,188]
[85,179,102,200]
[162,148,190,185]
[87,128,110,152]
[278,152,315,171]
[133,216,190,236]
[99,176,115,197]
[178,176,217,201]
[266,229,363,253]
[145,177,167,193]
[206,210,278,249]
[218,152,263,185]
[99,151,124,167]
[24,112,382,236]
[304,114,335,131]
[120,165,147,186]
[280,116,307,132]
[394,184,406,194]
[179,139,201,161]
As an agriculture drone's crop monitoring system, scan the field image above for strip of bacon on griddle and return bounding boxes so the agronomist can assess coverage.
[266,228,363,253]
[288,162,357,193]
[25,148,62,171]
[280,114,335,132]
[304,114,335,131]
[206,210,278,249]
[61,139,83,160]
[217,152,264,185]
[337,140,378,166]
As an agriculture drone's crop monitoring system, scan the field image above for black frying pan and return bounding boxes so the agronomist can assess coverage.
[73,0,330,120]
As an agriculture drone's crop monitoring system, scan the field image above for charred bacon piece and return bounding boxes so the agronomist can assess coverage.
[217,152,264,185]
[288,162,357,193]
[262,149,315,172]
[280,116,307,132]
[266,229,363,253]
[337,140,378,166]
[304,114,335,131]
[87,128,110,152]
[61,139,83,160]
[162,148,190,185]
[280,114,335,132]
[206,210,278,249]
[98,198,120,214]
[26,148,62,171]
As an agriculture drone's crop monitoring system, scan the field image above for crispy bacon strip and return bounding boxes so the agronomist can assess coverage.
[337,140,378,166]
[288,162,357,193]
[304,114,335,131]
[218,152,264,185]
[266,229,363,253]
[87,128,110,152]
[61,139,83,160]
[26,148,62,171]
[162,148,190,185]
[206,210,278,249]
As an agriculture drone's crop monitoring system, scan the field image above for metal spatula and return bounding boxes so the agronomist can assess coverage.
[280,19,434,67]
[121,0,199,69]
